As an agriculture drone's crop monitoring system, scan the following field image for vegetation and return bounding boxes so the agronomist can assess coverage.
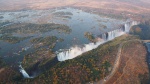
[53,11,73,16]
[0,57,4,68]
[107,40,149,84]
[138,73,149,84]
[20,35,138,83]
[0,22,70,44]
[53,12,73,19]
[22,48,56,73]
[0,23,71,34]
[0,57,21,83]
[0,35,142,83]
[30,36,58,49]
[0,34,31,44]
[22,36,59,74]
[74,7,127,20]
[101,25,107,29]
[0,67,21,83]
[84,32,95,42]
[130,20,150,40]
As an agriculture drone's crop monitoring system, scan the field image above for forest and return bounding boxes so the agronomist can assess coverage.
[130,20,150,40]
[20,35,139,84]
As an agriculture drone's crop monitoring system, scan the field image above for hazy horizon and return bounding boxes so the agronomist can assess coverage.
[1,0,150,12]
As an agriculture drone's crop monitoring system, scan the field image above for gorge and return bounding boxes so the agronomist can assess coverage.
[57,21,138,61]
[19,20,139,78]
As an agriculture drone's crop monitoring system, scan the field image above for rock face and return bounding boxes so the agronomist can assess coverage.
[57,21,138,62]
[106,41,149,84]
[22,48,56,75]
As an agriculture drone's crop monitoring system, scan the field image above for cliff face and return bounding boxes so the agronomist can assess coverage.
[130,21,150,40]
[106,41,149,84]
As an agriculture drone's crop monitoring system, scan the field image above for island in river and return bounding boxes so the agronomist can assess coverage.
[0,1,150,83]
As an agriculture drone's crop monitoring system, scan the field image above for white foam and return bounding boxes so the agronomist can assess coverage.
[57,21,139,61]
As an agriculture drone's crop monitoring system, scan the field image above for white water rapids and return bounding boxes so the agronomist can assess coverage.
[19,21,138,78]
[57,21,138,61]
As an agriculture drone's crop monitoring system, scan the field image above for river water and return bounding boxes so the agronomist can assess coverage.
[0,7,125,66]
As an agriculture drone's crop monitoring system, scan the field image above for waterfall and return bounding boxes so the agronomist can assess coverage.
[124,21,138,33]
[57,41,106,61]
[106,28,124,40]
[19,64,32,78]
[57,21,138,61]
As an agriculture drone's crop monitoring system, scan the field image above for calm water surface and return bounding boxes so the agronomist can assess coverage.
[0,7,124,66]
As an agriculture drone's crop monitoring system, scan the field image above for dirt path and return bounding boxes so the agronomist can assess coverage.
[114,50,137,83]
[93,42,123,84]
[93,40,142,84]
